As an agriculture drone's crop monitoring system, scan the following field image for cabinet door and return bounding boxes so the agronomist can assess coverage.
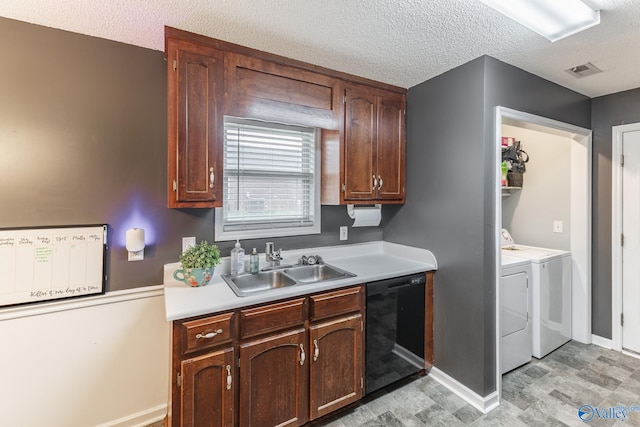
[167,38,224,208]
[309,314,363,420]
[376,91,406,201]
[224,52,341,129]
[343,85,377,201]
[239,328,309,427]
[180,347,234,427]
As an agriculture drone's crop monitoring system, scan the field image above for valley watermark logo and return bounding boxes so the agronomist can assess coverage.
[578,404,640,423]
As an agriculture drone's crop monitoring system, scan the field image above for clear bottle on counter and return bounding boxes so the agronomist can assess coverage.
[249,248,259,274]
[230,240,245,275]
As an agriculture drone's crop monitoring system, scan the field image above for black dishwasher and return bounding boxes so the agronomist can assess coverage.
[365,273,426,395]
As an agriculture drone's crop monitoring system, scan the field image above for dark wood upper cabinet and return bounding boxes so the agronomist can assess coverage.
[166,37,224,208]
[376,91,406,200]
[165,27,407,209]
[343,83,406,203]
[224,52,341,130]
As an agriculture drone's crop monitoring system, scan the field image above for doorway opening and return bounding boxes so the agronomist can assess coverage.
[493,107,592,401]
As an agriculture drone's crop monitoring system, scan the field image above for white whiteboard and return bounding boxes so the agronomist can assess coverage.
[0,225,106,307]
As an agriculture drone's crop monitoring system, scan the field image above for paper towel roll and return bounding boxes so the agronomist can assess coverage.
[351,206,382,227]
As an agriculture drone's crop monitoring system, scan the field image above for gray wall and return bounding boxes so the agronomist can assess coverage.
[0,17,381,292]
[384,56,590,396]
[384,57,489,394]
[591,87,640,338]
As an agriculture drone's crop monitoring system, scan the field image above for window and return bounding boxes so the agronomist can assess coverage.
[215,117,320,241]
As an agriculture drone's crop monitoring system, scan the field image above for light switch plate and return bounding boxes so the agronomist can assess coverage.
[553,221,563,233]
[182,236,196,253]
[340,226,348,241]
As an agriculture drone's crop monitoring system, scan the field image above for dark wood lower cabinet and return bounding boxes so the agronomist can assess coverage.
[170,279,437,427]
[309,314,363,419]
[180,347,235,427]
[239,328,309,427]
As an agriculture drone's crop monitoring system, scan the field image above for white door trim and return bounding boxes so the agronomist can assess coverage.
[494,106,592,403]
[611,122,640,351]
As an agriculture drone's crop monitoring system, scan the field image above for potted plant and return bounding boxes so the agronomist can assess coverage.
[173,241,221,287]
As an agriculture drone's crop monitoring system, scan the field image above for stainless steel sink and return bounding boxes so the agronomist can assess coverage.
[223,270,297,297]
[222,263,356,297]
[283,264,355,283]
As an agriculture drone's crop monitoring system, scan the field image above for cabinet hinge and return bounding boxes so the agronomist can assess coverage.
[343,95,347,104]
[342,183,346,193]
[361,377,364,389]
[621,154,625,167]
[172,59,177,71]
[621,312,624,326]
[177,372,182,387]
[360,320,363,332]
[173,180,177,191]
[237,357,240,367]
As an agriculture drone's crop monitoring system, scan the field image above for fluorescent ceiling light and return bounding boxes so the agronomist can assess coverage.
[479,0,601,42]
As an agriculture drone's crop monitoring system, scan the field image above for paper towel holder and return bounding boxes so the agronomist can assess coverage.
[347,204,381,219]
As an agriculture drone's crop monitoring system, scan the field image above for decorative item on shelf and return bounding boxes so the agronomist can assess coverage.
[507,171,524,187]
[173,240,221,287]
[501,139,529,188]
[501,161,509,186]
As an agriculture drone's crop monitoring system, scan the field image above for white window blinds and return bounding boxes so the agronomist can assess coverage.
[217,117,319,239]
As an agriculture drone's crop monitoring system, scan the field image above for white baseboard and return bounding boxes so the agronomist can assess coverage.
[96,404,167,427]
[429,367,499,414]
[591,334,613,349]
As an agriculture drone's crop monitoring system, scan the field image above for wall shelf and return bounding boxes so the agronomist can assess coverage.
[501,186,522,198]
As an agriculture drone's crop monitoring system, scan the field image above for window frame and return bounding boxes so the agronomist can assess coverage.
[214,117,321,241]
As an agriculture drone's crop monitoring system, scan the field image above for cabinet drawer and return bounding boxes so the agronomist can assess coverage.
[310,286,362,321]
[180,312,233,355]
[240,298,306,339]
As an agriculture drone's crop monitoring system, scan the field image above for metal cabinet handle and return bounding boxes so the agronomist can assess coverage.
[226,365,232,390]
[196,328,222,339]
[313,339,319,362]
[378,175,383,190]
[209,167,215,188]
[299,343,306,365]
[372,175,377,190]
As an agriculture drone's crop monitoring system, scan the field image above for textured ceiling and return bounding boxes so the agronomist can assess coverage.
[1,0,639,97]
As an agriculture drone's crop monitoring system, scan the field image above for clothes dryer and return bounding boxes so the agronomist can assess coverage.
[501,255,532,373]
[501,229,572,358]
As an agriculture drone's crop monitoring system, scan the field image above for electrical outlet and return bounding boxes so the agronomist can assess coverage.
[182,236,196,253]
[553,221,563,233]
[340,226,348,241]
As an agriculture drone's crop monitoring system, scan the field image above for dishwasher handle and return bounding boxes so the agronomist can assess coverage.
[366,273,426,296]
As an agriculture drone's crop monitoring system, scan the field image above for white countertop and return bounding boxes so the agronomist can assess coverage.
[163,241,437,321]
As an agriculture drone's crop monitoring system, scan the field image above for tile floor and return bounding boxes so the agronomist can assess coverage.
[147,341,640,427]
[312,341,640,427]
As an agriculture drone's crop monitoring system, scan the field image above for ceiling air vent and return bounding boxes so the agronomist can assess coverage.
[565,62,602,78]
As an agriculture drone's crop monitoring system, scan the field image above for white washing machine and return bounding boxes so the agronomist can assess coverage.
[501,255,532,374]
[501,229,572,358]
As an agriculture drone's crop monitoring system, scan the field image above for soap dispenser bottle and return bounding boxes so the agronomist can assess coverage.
[249,248,259,274]
[230,240,245,275]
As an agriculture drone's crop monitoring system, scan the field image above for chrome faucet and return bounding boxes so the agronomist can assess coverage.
[265,242,282,267]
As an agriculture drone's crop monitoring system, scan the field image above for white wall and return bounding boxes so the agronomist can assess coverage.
[0,287,169,427]
[501,124,573,250]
